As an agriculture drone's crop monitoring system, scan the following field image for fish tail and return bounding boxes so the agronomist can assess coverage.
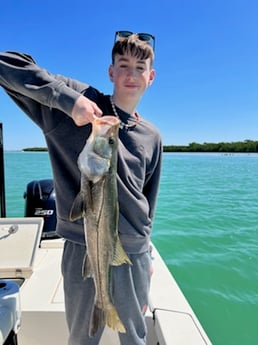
[106,304,126,333]
[90,304,126,336]
[90,306,106,337]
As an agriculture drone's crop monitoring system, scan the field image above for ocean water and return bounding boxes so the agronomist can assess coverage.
[3,151,258,345]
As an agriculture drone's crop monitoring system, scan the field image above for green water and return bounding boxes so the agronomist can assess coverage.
[3,151,258,344]
[152,153,258,345]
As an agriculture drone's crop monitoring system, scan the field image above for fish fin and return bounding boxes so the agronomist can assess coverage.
[90,304,126,336]
[69,191,85,221]
[89,306,106,337]
[112,239,132,266]
[106,304,126,333]
[82,253,93,279]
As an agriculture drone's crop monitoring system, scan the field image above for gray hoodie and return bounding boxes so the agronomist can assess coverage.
[0,51,162,254]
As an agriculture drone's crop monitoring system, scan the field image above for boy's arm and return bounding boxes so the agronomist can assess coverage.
[0,51,102,125]
[143,138,163,221]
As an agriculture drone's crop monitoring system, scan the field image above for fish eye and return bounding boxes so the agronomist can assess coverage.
[109,137,114,145]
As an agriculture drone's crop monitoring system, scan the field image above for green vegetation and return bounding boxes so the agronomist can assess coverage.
[22,147,48,152]
[163,140,258,153]
[23,140,258,153]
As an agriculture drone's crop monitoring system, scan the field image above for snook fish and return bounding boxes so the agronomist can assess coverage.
[70,115,131,336]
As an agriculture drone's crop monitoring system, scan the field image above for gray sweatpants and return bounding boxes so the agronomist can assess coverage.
[61,240,152,345]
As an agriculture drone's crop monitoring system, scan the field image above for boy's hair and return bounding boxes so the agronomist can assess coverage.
[111,34,154,67]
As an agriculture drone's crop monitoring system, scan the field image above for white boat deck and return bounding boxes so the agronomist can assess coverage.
[0,218,212,345]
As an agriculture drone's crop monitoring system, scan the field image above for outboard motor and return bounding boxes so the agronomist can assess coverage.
[24,179,58,238]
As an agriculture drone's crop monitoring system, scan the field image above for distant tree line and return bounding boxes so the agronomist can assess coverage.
[163,140,258,153]
[23,140,258,153]
[23,147,48,152]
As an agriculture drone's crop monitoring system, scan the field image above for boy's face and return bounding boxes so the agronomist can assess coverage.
[109,53,155,102]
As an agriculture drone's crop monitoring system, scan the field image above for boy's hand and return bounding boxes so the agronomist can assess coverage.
[71,95,102,126]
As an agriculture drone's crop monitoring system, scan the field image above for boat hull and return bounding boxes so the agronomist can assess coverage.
[0,218,212,345]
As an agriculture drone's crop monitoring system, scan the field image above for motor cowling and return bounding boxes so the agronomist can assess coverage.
[24,179,58,238]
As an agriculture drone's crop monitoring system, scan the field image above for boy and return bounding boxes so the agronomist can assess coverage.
[0,31,162,344]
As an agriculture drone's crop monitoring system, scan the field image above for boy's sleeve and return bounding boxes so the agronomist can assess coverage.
[0,51,88,117]
[143,136,163,221]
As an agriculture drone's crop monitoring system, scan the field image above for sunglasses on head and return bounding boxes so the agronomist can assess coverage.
[114,30,155,51]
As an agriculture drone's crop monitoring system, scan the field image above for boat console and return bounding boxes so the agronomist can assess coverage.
[0,218,43,345]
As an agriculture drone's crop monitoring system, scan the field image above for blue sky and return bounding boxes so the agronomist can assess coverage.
[0,0,257,150]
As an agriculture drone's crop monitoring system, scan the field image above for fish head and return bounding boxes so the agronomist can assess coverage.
[92,116,120,159]
[78,116,120,182]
